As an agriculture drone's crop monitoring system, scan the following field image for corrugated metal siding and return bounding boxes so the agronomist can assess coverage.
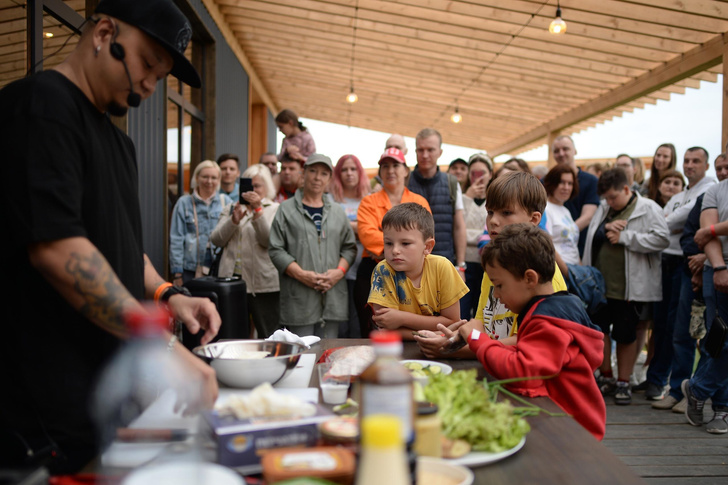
[191,0,250,169]
[130,0,250,277]
[128,87,167,273]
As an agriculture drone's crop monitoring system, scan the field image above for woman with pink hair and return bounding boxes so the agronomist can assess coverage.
[328,154,370,337]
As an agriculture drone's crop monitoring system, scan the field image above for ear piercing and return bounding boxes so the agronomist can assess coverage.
[95,45,101,56]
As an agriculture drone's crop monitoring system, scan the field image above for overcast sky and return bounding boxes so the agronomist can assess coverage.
[283,75,723,179]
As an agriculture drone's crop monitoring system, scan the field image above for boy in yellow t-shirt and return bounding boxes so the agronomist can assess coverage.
[415,172,567,356]
[367,203,469,340]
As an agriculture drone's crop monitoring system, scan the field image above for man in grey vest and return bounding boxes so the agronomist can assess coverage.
[407,128,466,278]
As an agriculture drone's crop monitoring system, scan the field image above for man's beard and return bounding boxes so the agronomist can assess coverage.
[108,101,129,117]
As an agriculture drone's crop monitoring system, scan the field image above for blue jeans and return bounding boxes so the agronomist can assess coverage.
[689,267,728,408]
[667,267,699,400]
[647,254,683,387]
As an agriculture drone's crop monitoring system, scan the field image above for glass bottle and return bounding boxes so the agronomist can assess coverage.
[356,414,410,485]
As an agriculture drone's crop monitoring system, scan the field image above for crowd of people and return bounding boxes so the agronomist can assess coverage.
[3,0,725,470]
[179,122,727,439]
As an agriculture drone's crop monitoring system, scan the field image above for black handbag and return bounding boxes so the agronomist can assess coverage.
[705,314,727,359]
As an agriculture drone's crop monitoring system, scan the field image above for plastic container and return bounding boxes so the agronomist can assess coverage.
[261,446,355,484]
[358,331,414,443]
[356,415,410,485]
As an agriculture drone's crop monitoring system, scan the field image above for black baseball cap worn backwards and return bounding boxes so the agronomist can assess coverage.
[95,0,201,88]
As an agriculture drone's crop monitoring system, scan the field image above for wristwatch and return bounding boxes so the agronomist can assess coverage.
[161,285,192,303]
[713,266,728,272]
[457,262,467,272]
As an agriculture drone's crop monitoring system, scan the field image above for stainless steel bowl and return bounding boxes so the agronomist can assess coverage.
[193,340,306,388]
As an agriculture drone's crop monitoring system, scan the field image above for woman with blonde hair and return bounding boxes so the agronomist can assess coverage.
[170,160,231,285]
[211,164,281,337]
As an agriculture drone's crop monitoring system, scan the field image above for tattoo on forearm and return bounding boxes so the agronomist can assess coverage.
[66,250,134,334]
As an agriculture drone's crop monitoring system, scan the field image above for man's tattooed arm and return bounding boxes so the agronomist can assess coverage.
[28,237,140,337]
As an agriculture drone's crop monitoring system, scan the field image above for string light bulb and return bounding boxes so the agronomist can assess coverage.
[346,86,358,103]
[44,31,54,38]
[549,2,567,34]
[451,107,462,124]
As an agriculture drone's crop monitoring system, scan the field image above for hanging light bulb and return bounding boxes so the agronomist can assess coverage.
[346,86,358,103]
[451,107,462,124]
[549,2,567,34]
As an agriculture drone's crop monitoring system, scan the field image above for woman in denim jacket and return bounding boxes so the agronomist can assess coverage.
[170,160,231,285]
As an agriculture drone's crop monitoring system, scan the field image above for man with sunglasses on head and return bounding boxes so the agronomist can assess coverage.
[0,0,220,474]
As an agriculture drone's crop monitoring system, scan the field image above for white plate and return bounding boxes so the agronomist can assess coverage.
[122,462,245,485]
[400,360,453,385]
[448,436,526,468]
[418,456,474,485]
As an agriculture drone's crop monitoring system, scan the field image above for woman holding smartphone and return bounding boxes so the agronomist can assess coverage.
[211,164,281,338]
[460,153,493,320]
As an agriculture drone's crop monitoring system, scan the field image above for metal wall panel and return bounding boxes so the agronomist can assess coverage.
[191,0,250,169]
[128,87,167,273]
[130,0,251,275]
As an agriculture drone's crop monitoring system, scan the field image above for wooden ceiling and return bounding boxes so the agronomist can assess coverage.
[207,0,728,155]
[2,1,726,156]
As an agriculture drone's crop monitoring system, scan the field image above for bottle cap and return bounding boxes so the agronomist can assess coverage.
[361,414,402,448]
[125,304,171,336]
[370,330,401,343]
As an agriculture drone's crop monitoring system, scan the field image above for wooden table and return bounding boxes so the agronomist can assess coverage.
[314,339,644,484]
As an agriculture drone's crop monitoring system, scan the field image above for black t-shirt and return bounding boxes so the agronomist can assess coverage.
[0,71,145,472]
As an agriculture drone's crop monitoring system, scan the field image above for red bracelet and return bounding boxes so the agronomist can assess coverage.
[337,265,347,274]
[711,224,717,238]
[254,206,263,213]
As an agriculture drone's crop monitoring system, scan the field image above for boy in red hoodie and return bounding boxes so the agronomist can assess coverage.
[444,223,607,440]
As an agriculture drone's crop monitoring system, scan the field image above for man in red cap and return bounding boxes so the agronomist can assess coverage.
[0,0,220,473]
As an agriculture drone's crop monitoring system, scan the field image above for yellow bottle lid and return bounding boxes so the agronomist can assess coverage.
[361,414,403,448]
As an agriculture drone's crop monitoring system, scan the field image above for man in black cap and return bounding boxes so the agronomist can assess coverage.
[0,0,220,473]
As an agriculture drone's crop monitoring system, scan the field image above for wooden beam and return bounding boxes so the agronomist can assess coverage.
[491,33,726,156]
[200,0,277,115]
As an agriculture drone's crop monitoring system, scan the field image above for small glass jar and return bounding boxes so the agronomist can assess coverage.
[414,402,442,458]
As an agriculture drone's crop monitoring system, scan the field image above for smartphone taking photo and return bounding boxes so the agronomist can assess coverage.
[239,177,254,204]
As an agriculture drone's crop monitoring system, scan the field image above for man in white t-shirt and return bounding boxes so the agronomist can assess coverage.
[645,147,715,401]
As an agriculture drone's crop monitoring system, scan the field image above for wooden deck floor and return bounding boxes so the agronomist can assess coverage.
[603,390,728,484]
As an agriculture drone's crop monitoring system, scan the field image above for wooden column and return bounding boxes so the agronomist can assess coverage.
[249,103,268,167]
[547,130,560,168]
[723,37,728,153]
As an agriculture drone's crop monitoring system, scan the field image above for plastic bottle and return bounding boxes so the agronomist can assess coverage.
[356,414,410,485]
[358,331,414,444]
[92,304,199,447]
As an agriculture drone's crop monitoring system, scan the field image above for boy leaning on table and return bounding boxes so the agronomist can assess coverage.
[366,202,469,340]
[414,171,568,357]
[443,224,607,440]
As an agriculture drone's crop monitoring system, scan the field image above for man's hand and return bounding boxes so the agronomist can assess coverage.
[372,307,405,330]
[172,339,218,414]
[694,227,713,249]
[714,269,728,293]
[167,294,221,345]
[688,254,707,275]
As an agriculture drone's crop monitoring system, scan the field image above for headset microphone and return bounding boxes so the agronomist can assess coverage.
[109,23,141,108]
